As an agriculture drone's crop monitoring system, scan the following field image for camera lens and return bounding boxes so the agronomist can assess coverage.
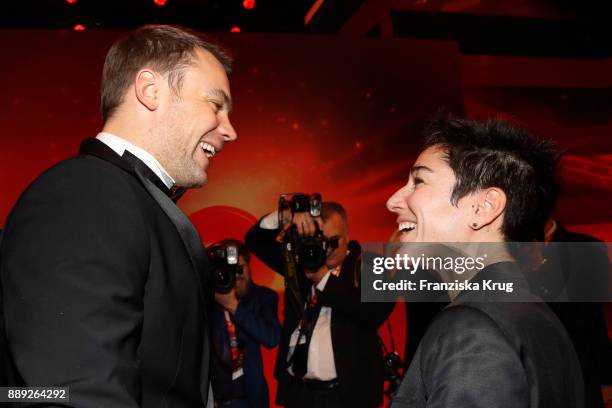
[207,245,241,294]
[299,237,327,270]
[214,266,236,294]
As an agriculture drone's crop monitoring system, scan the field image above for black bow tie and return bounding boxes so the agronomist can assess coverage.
[169,186,187,203]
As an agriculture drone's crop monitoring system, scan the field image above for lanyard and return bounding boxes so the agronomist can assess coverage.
[223,310,244,370]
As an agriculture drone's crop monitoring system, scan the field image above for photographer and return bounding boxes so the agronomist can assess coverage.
[245,199,394,408]
[209,239,281,408]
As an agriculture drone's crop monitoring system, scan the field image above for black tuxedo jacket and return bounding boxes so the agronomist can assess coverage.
[527,224,611,407]
[391,262,584,408]
[245,222,394,408]
[1,139,213,407]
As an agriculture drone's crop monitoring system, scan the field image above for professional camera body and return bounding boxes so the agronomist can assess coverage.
[278,193,338,271]
[207,243,242,294]
[278,193,322,224]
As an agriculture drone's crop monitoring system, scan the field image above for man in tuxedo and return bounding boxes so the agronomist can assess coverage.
[0,25,237,406]
[524,219,611,407]
[209,239,281,408]
[387,116,584,407]
[245,202,394,408]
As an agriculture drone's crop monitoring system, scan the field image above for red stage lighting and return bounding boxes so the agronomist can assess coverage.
[305,0,324,25]
[230,26,241,33]
[153,0,167,6]
[73,24,86,31]
[65,0,78,4]
[243,0,255,10]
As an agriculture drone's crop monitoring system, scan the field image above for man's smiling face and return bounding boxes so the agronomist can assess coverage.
[154,47,237,188]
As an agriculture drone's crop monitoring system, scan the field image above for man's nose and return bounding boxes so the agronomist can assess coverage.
[218,115,237,142]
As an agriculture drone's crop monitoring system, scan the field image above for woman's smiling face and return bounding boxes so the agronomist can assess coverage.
[386,145,476,243]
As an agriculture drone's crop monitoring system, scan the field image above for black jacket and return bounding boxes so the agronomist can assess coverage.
[211,283,281,407]
[527,223,611,407]
[392,262,584,408]
[245,222,394,407]
[1,139,213,407]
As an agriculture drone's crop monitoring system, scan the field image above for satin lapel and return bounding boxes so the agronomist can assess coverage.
[133,165,208,298]
[122,152,213,405]
[79,138,134,174]
[80,139,212,297]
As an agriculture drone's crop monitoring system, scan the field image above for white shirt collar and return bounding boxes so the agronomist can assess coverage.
[96,132,175,189]
[315,269,333,291]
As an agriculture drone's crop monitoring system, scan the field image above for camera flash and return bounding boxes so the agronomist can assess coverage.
[226,245,238,265]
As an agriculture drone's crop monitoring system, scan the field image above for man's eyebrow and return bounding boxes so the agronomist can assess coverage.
[410,165,434,175]
[206,88,233,113]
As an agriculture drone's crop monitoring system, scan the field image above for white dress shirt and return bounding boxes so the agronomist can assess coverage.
[96,132,175,189]
[259,212,338,380]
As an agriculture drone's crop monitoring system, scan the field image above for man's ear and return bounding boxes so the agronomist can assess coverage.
[134,69,159,111]
[469,187,506,230]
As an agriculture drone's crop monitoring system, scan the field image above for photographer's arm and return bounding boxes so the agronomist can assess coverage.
[244,212,286,276]
[232,289,281,349]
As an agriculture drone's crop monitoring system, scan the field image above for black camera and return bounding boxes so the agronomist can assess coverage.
[278,193,339,271]
[383,351,404,398]
[291,226,339,271]
[278,193,322,226]
[207,243,242,294]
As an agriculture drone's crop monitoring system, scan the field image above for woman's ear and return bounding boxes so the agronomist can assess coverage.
[469,187,506,230]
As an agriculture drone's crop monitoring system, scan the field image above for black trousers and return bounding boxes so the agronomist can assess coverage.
[286,381,342,408]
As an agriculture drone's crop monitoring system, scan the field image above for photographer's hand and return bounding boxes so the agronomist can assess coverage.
[305,264,329,284]
[215,288,239,314]
[292,212,322,237]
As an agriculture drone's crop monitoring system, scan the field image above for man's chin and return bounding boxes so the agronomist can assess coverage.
[236,283,249,298]
[326,259,342,269]
[192,170,208,188]
[177,173,207,189]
